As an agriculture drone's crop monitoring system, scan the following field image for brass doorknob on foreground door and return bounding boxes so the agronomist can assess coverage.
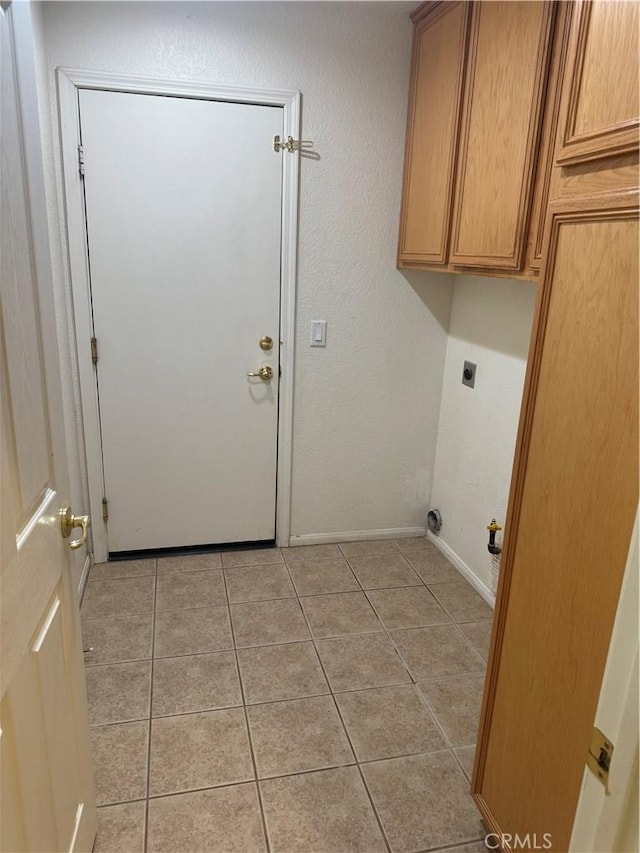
[247,365,273,381]
[60,507,91,550]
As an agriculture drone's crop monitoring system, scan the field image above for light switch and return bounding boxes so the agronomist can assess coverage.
[311,321,327,347]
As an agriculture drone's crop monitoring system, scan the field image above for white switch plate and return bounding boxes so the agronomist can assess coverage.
[310,321,327,347]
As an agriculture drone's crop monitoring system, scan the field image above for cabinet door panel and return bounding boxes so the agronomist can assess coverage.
[557,0,639,165]
[473,193,639,852]
[450,1,554,270]
[397,2,469,267]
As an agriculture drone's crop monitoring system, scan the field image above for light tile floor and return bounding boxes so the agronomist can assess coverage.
[82,538,493,853]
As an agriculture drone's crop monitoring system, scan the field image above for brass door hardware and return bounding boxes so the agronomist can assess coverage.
[273,135,314,153]
[259,336,274,351]
[586,727,613,791]
[247,366,273,381]
[60,507,91,550]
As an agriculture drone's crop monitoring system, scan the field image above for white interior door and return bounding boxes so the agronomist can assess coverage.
[78,89,283,553]
[1,6,96,851]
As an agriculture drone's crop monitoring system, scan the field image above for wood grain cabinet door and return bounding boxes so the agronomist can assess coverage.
[397,2,470,267]
[473,191,639,852]
[449,1,555,271]
[556,0,639,165]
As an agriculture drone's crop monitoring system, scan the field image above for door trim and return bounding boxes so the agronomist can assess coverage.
[56,69,300,562]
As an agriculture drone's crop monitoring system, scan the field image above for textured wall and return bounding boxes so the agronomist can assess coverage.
[430,275,537,594]
[37,1,453,550]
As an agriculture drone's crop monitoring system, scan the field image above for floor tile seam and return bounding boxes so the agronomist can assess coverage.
[88,680,483,726]
[227,593,298,606]
[84,656,152,668]
[411,685,458,753]
[85,574,158,588]
[337,541,403,559]
[157,565,224,575]
[425,584,493,624]
[220,561,272,853]
[381,618,486,679]
[329,553,462,688]
[284,557,393,852]
[341,548,424,586]
[291,557,419,689]
[360,743,483,842]
[88,573,157,583]
[96,795,147,808]
[240,689,334,708]
[154,600,229,614]
[449,621,490,666]
[89,715,149,728]
[143,559,159,852]
[150,701,245,719]
[414,837,487,853]
[88,717,151,731]
[222,560,285,570]
[298,584,447,600]
[81,609,155,622]
[356,746,457,768]
[283,560,357,747]
[362,589,453,639]
[153,642,236,659]
[354,760,393,853]
[101,744,465,806]
[313,618,395,853]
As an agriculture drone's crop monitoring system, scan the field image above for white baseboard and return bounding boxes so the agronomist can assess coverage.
[427,531,496,608]
[289,527,426,547]
[78,554,92,601]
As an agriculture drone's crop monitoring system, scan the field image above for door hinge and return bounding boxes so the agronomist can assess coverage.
[586,726,613,791]
[102,497,109,523]
[91,337,98,365]
[78,145,85,177]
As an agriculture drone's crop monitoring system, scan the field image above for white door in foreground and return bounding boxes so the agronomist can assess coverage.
[79,89,283,552]
[1,7,96,850]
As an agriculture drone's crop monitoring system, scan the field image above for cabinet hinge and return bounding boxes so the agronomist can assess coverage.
[586,726,613,792]
[102,497,109,523]
[78,144,85,177]
[91,337,98,365]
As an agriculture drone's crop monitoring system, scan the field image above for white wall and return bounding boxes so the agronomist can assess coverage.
[36,1,453,560]
[430,275,537,597]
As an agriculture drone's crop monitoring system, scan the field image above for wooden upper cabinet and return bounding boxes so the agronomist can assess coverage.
[449,1,555,270]
[556,0,640,165]
[397,2,470,267]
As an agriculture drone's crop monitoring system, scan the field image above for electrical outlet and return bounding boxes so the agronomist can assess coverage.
[462,361,477,388]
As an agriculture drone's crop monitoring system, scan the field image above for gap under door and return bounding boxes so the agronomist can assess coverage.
[78,89,283,553]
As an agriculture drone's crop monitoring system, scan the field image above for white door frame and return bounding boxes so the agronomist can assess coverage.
[57,68,300,563]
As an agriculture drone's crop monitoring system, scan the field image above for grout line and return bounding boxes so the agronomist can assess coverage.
[143,559,158,853]
[281,558,393,853]
[338,553,422,688]
[332,553,471,760]
[221,567,272,853]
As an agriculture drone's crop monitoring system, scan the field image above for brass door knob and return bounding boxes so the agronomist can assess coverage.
[247,365,273,381]
[60,507,91,550]
[259,336,274,351]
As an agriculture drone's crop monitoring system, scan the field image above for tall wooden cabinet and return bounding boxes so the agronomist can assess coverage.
[472,2,639,851]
